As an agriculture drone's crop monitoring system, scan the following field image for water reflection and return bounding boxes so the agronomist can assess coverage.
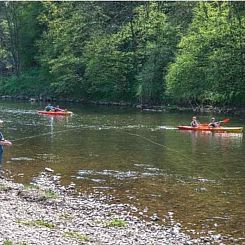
[180,131,243,150]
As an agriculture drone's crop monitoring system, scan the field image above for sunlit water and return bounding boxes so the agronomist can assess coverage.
[0,101,244,240]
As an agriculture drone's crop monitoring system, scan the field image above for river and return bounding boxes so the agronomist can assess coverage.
[0,101,244,241]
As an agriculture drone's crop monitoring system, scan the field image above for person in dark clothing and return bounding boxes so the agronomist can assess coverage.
[45,104,54,112]
[0,120,12,165]
[208,117,220,128]
[54,105,65,112]
[0,120,5,164]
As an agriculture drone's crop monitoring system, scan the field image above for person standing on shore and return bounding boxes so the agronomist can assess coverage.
[0,120,12,165]
[0,120,5,164]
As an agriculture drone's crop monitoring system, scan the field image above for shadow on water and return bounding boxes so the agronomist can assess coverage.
[0,101,244,241]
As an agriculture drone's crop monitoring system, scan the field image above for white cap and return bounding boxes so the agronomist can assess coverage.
[0,120,3,123]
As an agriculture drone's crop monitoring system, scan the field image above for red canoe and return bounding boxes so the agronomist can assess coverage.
[37,110,73,116]
[178,126,243,133]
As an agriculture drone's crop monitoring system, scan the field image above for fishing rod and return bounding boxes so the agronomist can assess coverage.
[11,127,81,143]
[124,131,224,180]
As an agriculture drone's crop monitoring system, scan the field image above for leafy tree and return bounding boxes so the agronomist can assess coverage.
[0,2,21,76]
[83,34,134,101]
[166,2,245,106]
[38,2,108,98]
[84,3,179,103]
[0,1,243,108]
[0,2,44,72]
[18,2,44,69]
[134,3,179,104]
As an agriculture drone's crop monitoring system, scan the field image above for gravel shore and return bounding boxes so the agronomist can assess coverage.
[0,170,235,245]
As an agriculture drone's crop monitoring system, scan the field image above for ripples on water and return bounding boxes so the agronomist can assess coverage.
[0,102,244,242]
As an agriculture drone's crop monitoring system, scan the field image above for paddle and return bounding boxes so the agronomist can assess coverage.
[199,118,230,127]
[221,118,230,123]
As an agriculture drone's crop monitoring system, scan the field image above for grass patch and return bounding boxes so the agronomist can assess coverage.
[23,184,39,190]
[44,189,59,199]
[64,231,89,242]
[3,241,13,245]
[106,218,127,227]
[18,219,55,229]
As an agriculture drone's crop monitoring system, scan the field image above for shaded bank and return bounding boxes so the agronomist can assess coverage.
[1,95,245,117]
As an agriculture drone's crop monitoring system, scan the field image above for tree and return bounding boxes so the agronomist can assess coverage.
[38,2,109,98]
[166,2,245,106]
[132,3,178,104]
[0,2,21,76]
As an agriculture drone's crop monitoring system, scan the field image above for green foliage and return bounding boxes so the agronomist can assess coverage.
[18,2,44,69]
[0,68,51,96]
[84,2,178,103]
[37,2,93,98]
[0,2,244,106]
[166,2,245,106]
[106,218,127,227]
[134,3,179,104]
[84,35,135,101]
[3,241,13,245]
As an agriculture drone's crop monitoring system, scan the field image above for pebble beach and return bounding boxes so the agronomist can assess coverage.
[0,170,239,245]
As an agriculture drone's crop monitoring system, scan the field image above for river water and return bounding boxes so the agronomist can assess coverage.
[0,101,244,240]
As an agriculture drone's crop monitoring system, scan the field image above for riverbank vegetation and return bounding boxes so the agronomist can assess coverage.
[0,2,244,106]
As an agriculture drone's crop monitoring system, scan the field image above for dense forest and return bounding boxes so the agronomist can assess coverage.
[0,1,244,106]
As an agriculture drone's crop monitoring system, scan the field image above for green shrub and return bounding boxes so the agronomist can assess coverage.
[0,68,52,97]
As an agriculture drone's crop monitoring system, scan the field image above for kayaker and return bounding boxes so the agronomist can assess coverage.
[0,120,5,164]
[191,116,199,127]
[54,105,65,112]
[45,104,55,112]
[208,117,220,128]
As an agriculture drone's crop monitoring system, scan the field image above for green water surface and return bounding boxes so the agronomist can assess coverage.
[0,101,244,240]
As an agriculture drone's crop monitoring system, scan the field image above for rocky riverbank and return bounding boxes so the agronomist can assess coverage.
[0,169,236,245]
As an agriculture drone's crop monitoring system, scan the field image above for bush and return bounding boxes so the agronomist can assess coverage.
[0,68,52,97]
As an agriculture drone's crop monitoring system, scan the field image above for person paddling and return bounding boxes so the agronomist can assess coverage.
[208,117,220,128]
[191,116,199,128]
[45,104,55,112]
[54,105,65,112]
